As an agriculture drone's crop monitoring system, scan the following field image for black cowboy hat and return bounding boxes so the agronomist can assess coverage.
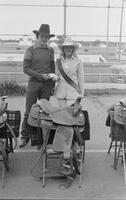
[33,24,55,38]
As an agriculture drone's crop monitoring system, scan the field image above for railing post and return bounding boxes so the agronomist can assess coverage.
[107,0,110,48]
[63,0,67,37]
[118,0,125,61]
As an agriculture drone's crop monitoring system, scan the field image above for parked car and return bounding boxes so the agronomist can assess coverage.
[110,64,126,83]
[116,48,126,60]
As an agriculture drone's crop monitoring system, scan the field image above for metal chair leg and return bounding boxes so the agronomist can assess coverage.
[4,138,9,171]
[122,142,126,189]
[114,140,118,169]
[41,125,50,187]
[79,145,84,188]
[115,141,122,170]
[1,161,5,188]
[83,141,85,164]
[42,152,46,187]
[108,140,113,154]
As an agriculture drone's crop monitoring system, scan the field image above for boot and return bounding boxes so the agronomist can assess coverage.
[58,170,77,189]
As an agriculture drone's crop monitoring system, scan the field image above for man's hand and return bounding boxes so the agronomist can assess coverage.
[77,95,84,101]
[48,73,58,81]
[56,58,62,64]
[42,74,51,80]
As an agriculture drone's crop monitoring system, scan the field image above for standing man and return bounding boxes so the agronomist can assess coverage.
[19,24,55,147]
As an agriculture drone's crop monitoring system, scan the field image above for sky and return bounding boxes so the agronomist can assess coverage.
[0,0,126,42]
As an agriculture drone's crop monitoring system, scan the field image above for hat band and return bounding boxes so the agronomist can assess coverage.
[39,31,50,35]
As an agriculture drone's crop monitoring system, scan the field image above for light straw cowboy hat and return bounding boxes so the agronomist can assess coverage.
[33,24,55,38]
[59,36,79,49]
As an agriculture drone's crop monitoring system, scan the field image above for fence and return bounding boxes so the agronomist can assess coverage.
[0,72,125,84]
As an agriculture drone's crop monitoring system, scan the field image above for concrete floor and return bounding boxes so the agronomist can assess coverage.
[0,151,126,199]
[0,94,126,199]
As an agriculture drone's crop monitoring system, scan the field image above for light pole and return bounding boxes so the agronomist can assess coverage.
[118,0,125,61]
[107,0,110,48]
[63,0,67,37]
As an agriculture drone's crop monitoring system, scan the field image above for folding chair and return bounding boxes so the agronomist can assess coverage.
[31,123,85,188]
[107,110,123,169]
[0,139,9,188]
[0,130,18,188]
[29,100,90,188]
[41,127,85,188]
[0,110,21,188]
[108,137,123,170]
[107,106,126,188]
[0,154,5,189]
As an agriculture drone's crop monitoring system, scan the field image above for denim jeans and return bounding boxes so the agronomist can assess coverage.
[21,79,53,139]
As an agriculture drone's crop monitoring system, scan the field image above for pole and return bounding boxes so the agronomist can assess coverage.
[63,0,67,37]
[119,0,125,61]
[107,0,110,48]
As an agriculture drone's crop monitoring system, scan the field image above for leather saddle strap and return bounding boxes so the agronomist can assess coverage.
[6,122,18,150]
[73,126,84,146]
[37,112,42,144]
[57,59,81,94]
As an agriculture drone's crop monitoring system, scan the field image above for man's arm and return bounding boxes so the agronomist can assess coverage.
[50,60,55,73]
[23,47,47,81]
[23,59,45,81]
[50,48,55,73]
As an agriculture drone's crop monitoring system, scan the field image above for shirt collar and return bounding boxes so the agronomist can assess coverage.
[61,55,75,61]
[33,40,48,49]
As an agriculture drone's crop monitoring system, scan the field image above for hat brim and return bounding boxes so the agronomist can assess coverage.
[33,30,55,38]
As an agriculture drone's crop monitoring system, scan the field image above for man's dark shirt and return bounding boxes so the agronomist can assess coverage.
[23,41,55,81]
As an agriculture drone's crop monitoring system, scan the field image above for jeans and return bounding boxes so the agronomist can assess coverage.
[21,79,53,139]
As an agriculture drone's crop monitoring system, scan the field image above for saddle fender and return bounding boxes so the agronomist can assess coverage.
[28,103,85,127]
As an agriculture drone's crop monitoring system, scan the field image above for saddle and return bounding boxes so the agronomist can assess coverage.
[28,99,85,127]
[0,96,8,128]
[106,100,126,141]
[29,99,85,177]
